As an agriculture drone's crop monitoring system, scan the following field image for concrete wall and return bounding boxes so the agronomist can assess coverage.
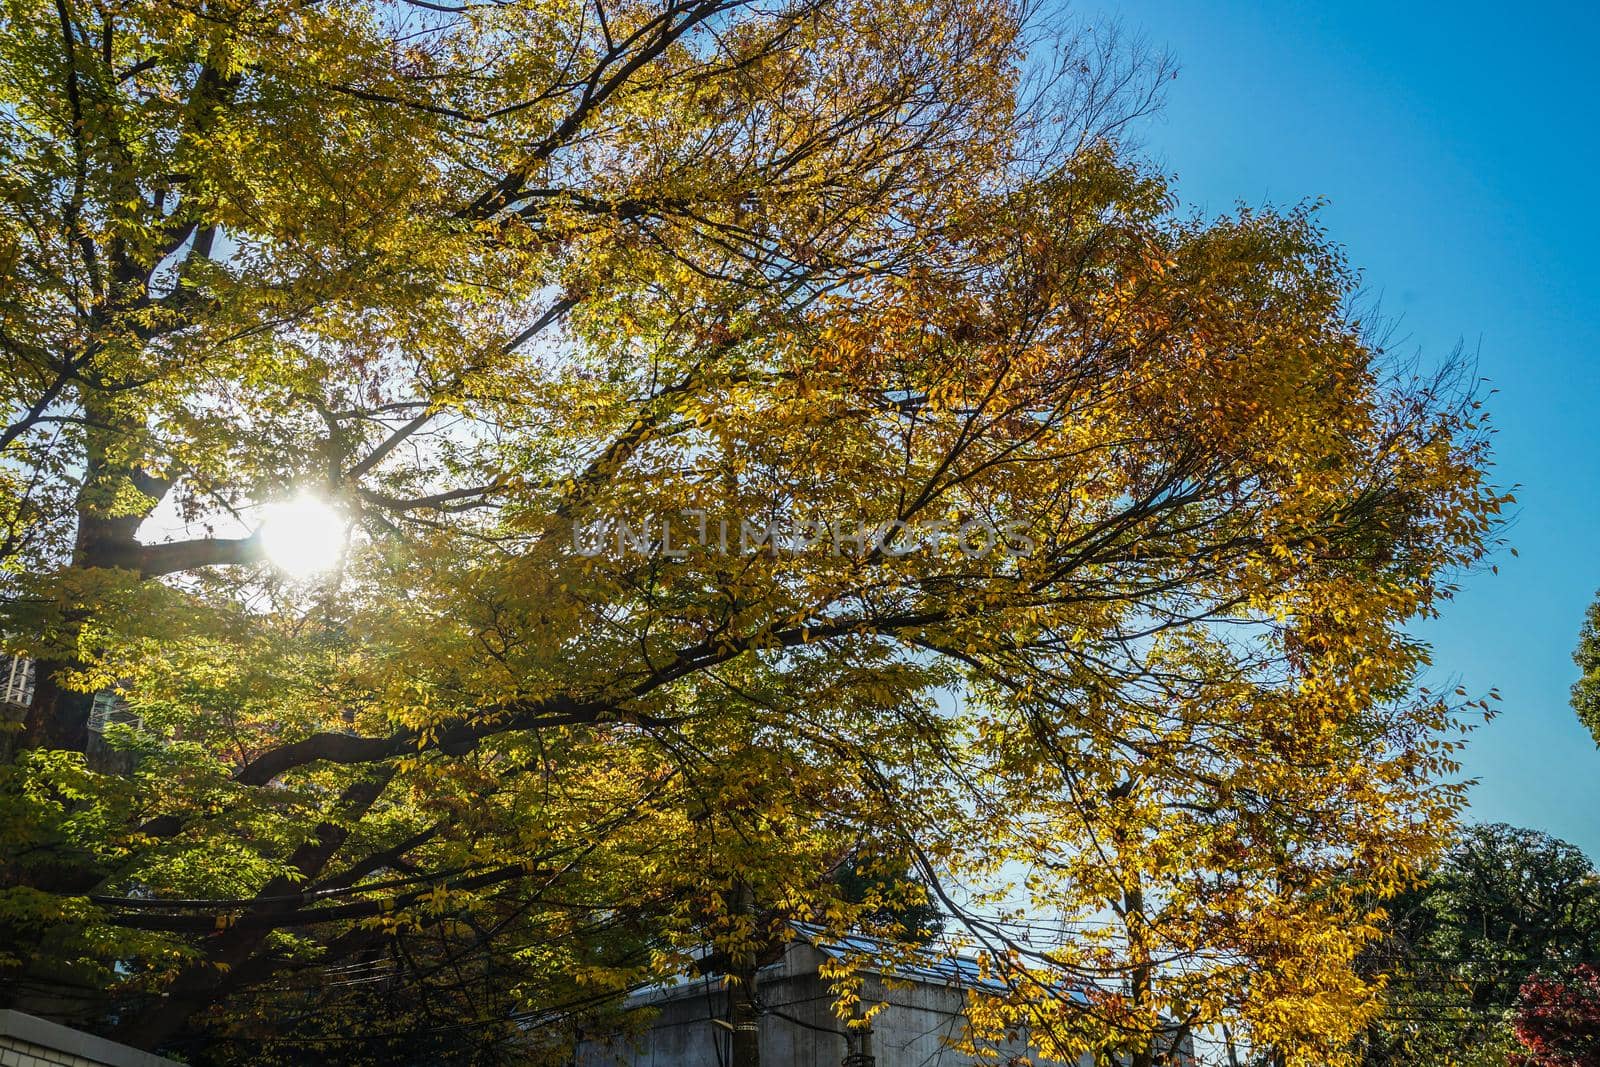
[575,945,1091,1067]
[0,1012,180,1067]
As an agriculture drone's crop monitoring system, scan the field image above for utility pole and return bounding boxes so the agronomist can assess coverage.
[842,1028,875,1067]
[728,971,761,1067]
[843,993,874,1067]
[728,881,761,1067]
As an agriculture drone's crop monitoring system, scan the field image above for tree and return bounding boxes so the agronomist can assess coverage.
[1514,964,1600,1067]
[1573,595,1600,745]
[0,0,1502,1062]
[834,848,944,945]
[1355,824,1600,1067]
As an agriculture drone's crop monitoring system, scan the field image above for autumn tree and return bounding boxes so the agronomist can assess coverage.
[1514,964,1600,1067]
[0,0,1502,1062]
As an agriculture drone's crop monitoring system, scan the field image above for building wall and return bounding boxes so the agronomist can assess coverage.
[0,1012,180,1067]
[575,945,1091,1067]
[1,1035,103,1067]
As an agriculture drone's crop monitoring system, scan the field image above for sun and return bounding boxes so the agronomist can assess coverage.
[258,493,347,579]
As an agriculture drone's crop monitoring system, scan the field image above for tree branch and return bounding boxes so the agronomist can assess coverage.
[132,533,264,577]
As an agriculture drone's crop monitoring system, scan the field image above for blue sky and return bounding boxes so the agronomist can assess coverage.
[1077,0,1600,855]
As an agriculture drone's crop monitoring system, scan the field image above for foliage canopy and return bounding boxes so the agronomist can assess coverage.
[1356,823,1600,1067]
[0,0,1502,1062]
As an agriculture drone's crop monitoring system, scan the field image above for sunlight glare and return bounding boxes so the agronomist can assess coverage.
[259,494,346,579]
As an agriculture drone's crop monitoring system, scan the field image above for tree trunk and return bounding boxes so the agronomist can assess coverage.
[18,421,165,753]
[19,673,93,753]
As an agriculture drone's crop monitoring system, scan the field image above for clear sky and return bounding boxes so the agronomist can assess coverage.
[1074,0,1600,855]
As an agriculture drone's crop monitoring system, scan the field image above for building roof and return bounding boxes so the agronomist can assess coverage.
[788,924,1093,1005]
